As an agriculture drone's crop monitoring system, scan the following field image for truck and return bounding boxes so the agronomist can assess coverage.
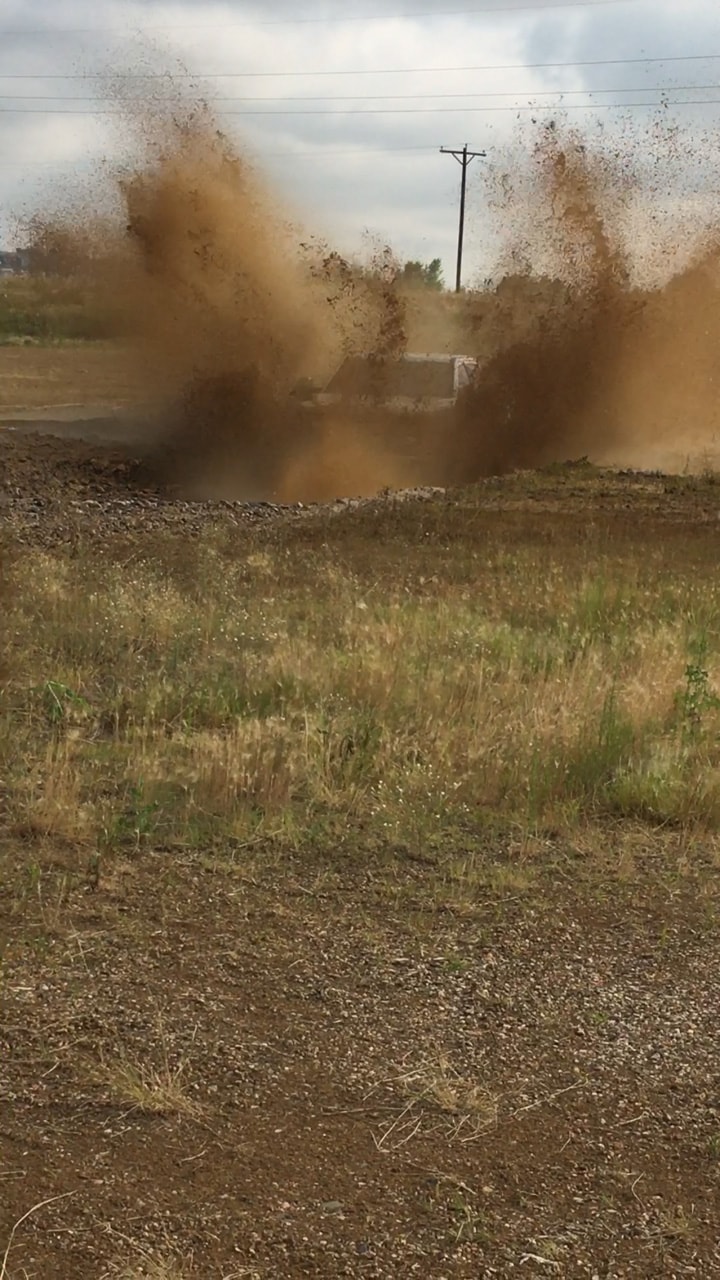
[312,351,479,414]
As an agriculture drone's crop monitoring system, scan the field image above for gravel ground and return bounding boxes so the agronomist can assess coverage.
[2,859,720,1279]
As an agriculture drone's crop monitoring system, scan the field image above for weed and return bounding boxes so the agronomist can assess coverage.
[675,643,720,740]
[0,274,119,342]
[104,782,161,851]
[101,1249,192,1279]
[24,862,41,895]
[375,1053,497,1150]
[652,1204,697,1243]
[448,1192,491,1245]
[37,679,90,732]
[92,1052,201,1118]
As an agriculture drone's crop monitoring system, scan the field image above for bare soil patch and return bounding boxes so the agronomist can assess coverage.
[3,855,719,1279]
[0,345,142,413]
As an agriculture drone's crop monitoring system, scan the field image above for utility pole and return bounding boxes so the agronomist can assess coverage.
[440,144,486,292]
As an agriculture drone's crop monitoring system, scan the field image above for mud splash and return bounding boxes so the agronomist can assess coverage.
[27,88,414,500]
[26,89,720,494]
[451,122,720,479]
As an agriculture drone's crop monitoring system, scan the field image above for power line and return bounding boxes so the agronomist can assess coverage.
[2,83,716,103]
[167,98,720,113]
[3,98,720,116]
[0,149,432,167]
[0,146,448,170]
[2,53,720,80]
[0,1,638,36]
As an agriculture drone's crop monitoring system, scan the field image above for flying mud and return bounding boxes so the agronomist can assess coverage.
[24,82,720,498]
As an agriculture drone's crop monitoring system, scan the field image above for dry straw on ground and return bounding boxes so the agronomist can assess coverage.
[4,485,720,865]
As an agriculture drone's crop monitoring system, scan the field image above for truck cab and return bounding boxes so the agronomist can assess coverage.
[315,352,479,414]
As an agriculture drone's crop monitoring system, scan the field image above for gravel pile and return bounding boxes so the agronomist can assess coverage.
[0,430,453,549]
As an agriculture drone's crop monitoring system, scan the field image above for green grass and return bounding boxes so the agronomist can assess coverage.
[4,488,720,881]
[0,275,120,342]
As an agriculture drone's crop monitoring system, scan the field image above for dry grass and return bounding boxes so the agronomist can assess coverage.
[91,1053,202,1118]
[4,472,720,1280]
[0,1194,76,1280]
[102,1250,192,1279]
[375,1053,498,1150]
[102,1245,261,1279]
[82,1014,203,1118]
[3,486,720,896]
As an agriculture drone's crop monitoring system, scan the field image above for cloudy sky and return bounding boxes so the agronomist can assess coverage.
[1,0,720,282]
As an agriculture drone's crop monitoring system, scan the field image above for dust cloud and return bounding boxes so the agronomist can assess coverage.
[28,87,414,500]
[27,82,720,496]
[449,121,720,480]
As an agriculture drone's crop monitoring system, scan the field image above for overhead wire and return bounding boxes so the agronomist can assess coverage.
[2,53,720,79]
[0,0,641,35]
[1,82,717,103]
[2,34,718,169]
[1,98,719,115]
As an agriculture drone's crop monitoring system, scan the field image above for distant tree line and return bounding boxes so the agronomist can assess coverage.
[399,258,444,291]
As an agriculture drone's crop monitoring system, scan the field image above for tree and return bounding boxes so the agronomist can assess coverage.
[399,257,444,290]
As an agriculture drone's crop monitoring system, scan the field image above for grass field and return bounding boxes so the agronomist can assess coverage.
[2,463,720,1277]
[0,274,119,343]
[0,277,141,413]
[5,480,720,867]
